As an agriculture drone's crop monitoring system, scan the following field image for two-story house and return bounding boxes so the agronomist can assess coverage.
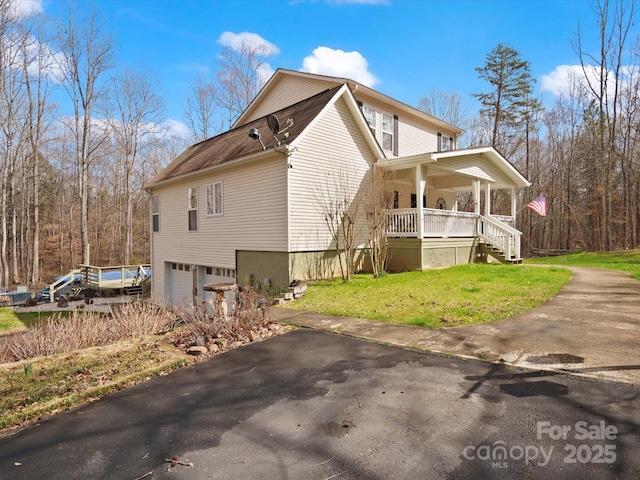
[145,69,529,305]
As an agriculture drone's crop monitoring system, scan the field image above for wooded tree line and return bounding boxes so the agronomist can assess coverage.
[1,0,637,289]
[0,1,264,288]
[424,0,640,255]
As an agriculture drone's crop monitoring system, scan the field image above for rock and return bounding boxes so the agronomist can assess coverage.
[212,338,228,347]
[231,341,244,349]
[289,281,307,295]
[248,331,259,342]
[209,344,219,353]
[195,335,206,346]
[187,346,208,355]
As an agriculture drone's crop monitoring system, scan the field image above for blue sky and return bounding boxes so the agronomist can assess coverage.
[33,0,621,135]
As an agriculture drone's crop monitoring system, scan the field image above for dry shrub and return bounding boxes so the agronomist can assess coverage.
[0,301,176,363]
[171,285,271,349]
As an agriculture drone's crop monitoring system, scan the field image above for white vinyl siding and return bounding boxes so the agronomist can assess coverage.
[240,75,342,125]
[149,155,287,302]
[354,93,458,158]
[288,97,375,251]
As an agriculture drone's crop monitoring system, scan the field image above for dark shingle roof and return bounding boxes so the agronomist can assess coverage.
[147,85,344,187]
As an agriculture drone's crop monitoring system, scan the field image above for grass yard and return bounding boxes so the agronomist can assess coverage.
[286,264,571,328]
[526,249,640,281]
[0,335,189,432]
[0,308,71,332]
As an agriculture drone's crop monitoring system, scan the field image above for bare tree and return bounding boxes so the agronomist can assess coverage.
[19,16,56,285]
[183,75,216,142]
[365,167,394,277]
[572,0,636,251]
[216,37,273,128]
[0,0,28,287]
[315,166,363,282]
[102,67,165,263]
[55,3,113,265]
[418,88,469,131]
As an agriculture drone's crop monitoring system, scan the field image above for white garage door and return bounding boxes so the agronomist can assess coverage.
[166,262,194,306]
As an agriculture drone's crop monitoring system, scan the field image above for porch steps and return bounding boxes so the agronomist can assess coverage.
[479,242,523,265]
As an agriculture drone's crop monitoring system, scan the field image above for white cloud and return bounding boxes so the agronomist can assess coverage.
[541,64,619,99]
[12,0,44,17]
[161,119,191,139]
[217,31,279,56]
[300,46,379,87]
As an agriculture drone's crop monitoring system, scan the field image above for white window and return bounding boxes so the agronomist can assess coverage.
[188,186,198,231]
[151,195,159,232]
[361,104,396,154]
[363,105,377,136]
[438,133,453,152]
[382,113,394,151]
[206,181,223,216]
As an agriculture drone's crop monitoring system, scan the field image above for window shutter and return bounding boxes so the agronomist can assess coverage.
[393,115,399,156]
[438,132,442,152]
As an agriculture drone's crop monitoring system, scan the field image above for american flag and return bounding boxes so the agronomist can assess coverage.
[526,195,547,217]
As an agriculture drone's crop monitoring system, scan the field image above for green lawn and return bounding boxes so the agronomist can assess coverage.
[526,249,640,281]
[0,309,70,332]
[286,264,571,328]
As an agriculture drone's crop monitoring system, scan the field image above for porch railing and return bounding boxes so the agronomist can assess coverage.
[491,214,515,228]
[385,208,522,261]
[386,208,478,238]
[477,215,521,260]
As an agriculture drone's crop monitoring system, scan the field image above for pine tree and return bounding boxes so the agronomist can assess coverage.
[472,43,542,156]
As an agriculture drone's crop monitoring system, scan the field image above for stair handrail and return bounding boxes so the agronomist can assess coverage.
[47,269,83,303]
[477,215,522,261]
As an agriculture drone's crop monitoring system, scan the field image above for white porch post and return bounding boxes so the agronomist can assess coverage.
[484,183,491,216]
[415,165,425,237]
[472,180,480,214]
[510,187,517,217]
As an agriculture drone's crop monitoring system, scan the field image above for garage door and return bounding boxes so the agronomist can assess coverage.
[166,262,194,306]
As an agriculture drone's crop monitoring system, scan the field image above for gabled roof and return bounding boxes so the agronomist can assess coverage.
[146,86,344,188]
[234,69,464,135]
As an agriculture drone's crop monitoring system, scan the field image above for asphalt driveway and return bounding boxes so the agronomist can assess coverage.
[1,329,639,479]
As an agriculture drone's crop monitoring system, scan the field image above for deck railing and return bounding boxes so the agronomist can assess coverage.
[81,264,152,289]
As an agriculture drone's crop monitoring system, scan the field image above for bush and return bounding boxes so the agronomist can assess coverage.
[170,285,271,350]
[0,301,176,363]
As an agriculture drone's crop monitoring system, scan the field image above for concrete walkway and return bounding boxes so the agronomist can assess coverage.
[271,266,640,385]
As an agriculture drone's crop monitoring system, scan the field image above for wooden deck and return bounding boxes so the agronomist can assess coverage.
[44,264,151,302]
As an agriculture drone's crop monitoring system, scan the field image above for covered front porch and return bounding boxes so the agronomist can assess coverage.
[378,146,530,269]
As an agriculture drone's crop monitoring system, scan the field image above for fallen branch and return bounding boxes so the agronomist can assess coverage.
[165,456,194,471]
[317,455,335,465]
[324,471,347,480]
[132,472,152,480]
